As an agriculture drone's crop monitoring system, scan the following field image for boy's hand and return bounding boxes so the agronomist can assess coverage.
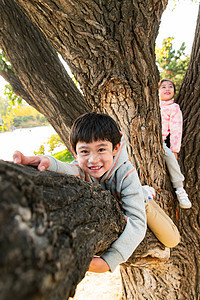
[13,151,50,171]
[88,257,110,273]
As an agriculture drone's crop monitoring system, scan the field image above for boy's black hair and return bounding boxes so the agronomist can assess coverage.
[158,79,176,94]
[70,112,121,153]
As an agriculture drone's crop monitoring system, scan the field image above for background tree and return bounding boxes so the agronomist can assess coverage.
[156,37,190,93]
[0,96,9,130]
[0,1,199,299]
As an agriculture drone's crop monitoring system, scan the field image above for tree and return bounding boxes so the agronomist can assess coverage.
[0,96,9,130]
[156,37,190,93]
[0,1,199,299]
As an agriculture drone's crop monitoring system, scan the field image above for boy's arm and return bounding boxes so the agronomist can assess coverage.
[45,155,81,176]
[13,151,50,171]
[13,151,81,176]
[101,164,147,272]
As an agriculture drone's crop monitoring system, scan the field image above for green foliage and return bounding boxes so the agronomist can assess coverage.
[0,50,22,105]
[0,96,14,131]
[0,95,48,131]
[0,96,9,115]
[21,115,34,122]
[52,149,74,163]
[156,37,190,94]
[47,133,74,162]
[40,116,47,123]
[13,115,22,127]
[46,134,64,153]
[0,50,13,72]
[34,145,45,155]
[33,134,74,162]
[4,84,22,105]
[0,51,23,105]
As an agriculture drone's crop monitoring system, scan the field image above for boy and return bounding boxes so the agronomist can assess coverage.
[13,112,180,272]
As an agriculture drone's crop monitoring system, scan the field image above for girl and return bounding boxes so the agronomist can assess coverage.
[159,79,192,209]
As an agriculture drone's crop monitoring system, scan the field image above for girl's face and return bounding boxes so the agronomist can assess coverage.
[159,81,175,101]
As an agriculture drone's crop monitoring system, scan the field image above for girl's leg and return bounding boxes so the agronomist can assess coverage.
[163,143,184,189]
[163,143,192,208]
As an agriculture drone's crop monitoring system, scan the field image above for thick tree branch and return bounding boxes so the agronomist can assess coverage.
[0,0,90,148]
[0,160,125,300]
[0,61,36,106]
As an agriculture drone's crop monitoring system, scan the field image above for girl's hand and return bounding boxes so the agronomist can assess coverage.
[13,150,50,171]
[88,257,110,273]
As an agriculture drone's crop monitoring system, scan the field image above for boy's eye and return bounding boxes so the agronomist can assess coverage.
[80,150,88,154]
[98,148,105,152]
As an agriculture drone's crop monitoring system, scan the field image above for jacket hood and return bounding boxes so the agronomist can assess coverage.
[100,134,128,183]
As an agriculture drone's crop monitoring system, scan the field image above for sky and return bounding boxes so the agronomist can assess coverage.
[0,1,199,96]
[156,1,199,53]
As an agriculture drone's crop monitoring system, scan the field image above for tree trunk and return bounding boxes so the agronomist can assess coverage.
[120,6,200,299]
[0,160,125,300]
[174,7,200,298]
[0,0,199,299]
[13,0,168,183]
[1,0,168,181]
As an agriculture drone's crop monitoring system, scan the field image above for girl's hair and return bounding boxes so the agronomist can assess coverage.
[158,79,176,94]
[70,112,121,153]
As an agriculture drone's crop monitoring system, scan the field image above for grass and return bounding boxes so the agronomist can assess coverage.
[52,149,74,163]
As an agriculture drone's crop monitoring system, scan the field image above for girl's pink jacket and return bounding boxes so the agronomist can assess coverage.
[160,99,183,153]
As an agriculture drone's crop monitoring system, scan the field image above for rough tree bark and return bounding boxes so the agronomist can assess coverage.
[1,0,166,182]
[0,0,89,149]
[0,161,169,300]
[0,0,199,299]
[174,8,200,297]
[0,160,125,299]
[120,7,200,299]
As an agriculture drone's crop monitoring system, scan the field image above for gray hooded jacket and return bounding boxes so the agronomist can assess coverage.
[46,136,147,271]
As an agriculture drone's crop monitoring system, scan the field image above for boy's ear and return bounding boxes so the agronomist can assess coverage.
[113,142,121,156]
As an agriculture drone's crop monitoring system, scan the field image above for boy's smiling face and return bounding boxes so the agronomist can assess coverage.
[75,139,120,179]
